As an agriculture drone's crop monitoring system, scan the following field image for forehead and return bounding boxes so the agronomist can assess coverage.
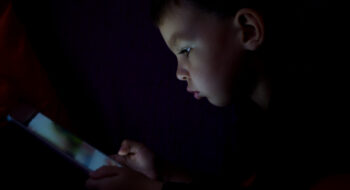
[158,2,233,52]
[158,2,209,47]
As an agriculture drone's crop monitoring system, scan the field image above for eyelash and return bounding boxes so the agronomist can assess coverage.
[178,47,192,57]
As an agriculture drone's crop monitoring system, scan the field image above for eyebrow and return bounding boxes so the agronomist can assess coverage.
[169,32,189,49]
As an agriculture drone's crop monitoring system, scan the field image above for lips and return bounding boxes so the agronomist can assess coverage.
[187,88,201,100]
[193,92,201,100]
[187,87,198,93]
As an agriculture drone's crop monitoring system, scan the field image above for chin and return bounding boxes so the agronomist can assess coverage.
[208,96,232,107]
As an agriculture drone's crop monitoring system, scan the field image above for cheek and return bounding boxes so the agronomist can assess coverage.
[194,53,233,90]
[211,38,242,91]
[190,61,223,96]
[191,45,242,101]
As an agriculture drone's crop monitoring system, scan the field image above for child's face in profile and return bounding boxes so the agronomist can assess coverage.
[158,2,246,107]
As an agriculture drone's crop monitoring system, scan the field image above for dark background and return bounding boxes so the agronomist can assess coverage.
[2,0,345,188]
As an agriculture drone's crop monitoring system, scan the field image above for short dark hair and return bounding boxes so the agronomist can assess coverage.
[150,0,268,26]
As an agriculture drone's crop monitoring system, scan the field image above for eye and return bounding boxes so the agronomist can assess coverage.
[178,47,192,57]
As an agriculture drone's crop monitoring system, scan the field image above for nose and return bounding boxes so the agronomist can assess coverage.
[176,62,190,81]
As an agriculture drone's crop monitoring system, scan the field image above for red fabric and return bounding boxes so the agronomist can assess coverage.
[0,1,69,127]
[311,174,350,190]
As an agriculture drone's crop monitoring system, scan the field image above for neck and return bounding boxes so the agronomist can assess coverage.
[249,58,271,112]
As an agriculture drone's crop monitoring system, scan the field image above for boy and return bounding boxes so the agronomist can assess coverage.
[86,0,346,189]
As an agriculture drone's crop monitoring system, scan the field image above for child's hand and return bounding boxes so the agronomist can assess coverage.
[86,166,163,190]
[111,140,158,180]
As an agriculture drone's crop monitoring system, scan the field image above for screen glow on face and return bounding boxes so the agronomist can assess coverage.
[27,113,121,171]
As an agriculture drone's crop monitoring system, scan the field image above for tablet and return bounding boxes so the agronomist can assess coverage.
[7,105,122,174]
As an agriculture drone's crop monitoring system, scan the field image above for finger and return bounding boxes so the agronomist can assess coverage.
[90,166,120,179]
[118,140,131,156]
[118,139,143,156]
[110,154,127,166]
[85,178,100,190]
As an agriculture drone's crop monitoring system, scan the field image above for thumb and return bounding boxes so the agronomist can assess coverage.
[110,154,127,166]
[118,139,143,156]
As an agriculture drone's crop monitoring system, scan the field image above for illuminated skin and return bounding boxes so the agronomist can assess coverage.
[158,1,268,108]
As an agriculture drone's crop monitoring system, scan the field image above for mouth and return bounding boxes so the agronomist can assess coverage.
[193,92,201,100]
[187,88,202,100]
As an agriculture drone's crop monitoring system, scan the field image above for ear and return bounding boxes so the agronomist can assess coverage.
[233,8,265,51]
